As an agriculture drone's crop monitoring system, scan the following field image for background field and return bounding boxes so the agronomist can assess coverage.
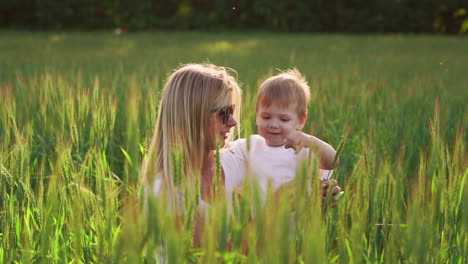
[0,31,467,263]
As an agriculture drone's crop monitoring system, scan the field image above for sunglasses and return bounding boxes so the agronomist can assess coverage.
[213,104,235,124]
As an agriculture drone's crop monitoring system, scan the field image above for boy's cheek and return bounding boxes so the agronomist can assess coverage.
[255,114,261,126]
[284,128,296,139]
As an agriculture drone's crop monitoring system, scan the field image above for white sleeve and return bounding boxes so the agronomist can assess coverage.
[221,139,248,210]
[144,177,188,215]
[143,178,161,216]
[152,178,162,195]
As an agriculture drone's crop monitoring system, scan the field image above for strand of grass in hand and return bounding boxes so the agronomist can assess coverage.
[323,127,350,209]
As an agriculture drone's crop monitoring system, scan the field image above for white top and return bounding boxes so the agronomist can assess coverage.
[148,178,209,215]
[148,170,242,214]
[147,135,333,213]
[221,135,332,201]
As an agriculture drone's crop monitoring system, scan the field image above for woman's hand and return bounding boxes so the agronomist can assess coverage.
[321,179,343,208]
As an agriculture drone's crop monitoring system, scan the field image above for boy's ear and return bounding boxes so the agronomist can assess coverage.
[297,113,307,130]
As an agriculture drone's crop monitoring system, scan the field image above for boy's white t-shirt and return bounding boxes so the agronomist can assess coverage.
[221,135,332,200]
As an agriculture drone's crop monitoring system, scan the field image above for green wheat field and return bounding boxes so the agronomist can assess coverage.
[0,31,467,263]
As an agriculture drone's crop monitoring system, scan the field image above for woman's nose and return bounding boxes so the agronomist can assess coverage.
[226,114,237,127]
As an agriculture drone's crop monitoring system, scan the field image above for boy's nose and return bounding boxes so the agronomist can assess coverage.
[267,120,279,128]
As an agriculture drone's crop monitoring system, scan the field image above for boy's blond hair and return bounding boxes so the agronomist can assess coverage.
[255,68,310,117]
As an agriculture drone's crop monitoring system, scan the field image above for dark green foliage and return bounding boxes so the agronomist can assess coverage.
[1,0,467,33]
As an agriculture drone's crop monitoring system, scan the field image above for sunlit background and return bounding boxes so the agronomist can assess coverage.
[1,1,467,263]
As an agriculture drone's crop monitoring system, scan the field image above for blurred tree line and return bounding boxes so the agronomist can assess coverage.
[1,0,467,34]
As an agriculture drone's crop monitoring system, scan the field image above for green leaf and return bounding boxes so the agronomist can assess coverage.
[120,147,133,167]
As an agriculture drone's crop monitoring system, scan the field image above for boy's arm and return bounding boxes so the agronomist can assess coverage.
[285,131,339,170]
[273,178,343,208]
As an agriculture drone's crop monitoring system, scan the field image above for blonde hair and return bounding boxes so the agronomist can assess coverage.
[255,68,310,117]
[141,63,241,199]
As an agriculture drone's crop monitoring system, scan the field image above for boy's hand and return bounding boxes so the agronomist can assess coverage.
[236,186,244,197]
[285,131,311,154]
[286,131,338,169]
[321,179,343,208]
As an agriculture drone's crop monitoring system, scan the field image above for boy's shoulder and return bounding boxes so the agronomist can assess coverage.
[246,135,268,150]
[248,134,265,144]
[222,138,248,158]
[225,135,264,147]
[222,135,265,157]
[224,137,247,149]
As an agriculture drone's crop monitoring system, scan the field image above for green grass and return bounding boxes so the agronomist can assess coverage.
[0,31,467,263]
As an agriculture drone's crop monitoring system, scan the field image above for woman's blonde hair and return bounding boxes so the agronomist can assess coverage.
[141,63,241,199]
[255,68,310,117]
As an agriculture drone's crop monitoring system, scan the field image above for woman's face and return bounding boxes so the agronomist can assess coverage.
[206,94,237,150]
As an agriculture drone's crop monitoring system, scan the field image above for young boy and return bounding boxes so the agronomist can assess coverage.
[222,69,338,201]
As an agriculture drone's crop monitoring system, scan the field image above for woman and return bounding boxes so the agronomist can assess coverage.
[141,62,342,211]
[141,63,242,211]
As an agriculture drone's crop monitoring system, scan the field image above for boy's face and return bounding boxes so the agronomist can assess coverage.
[256,101,306,147]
